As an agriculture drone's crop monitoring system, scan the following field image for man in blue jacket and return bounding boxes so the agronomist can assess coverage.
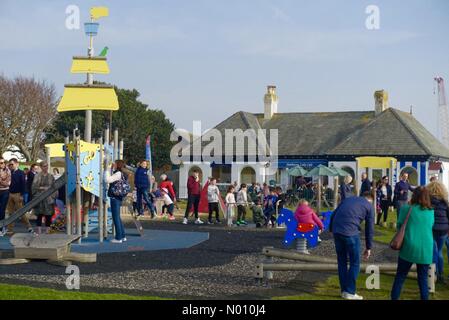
[393,172,415,218]
[134,161,155,218]
[330,191,374,300]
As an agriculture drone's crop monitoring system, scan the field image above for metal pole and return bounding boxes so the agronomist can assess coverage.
[317,176,322,213]
[114,129,119,161]
[75,131,82,244]
[98,137,104,242]
[333,176,339,210]
[119,140,124,160]
[103,127,109,239]
[64,135,71,235]
[84,23,94,143]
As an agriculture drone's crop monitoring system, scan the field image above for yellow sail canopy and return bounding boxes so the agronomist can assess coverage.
[45,143,65,158]
[71,57,110,74]
[356,157,397,169]
[90,7,109,20]
[57,85,119,112]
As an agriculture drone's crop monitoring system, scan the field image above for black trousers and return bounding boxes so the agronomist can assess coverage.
[208,202,219,222]
[377,200,390,224]
[185,194,200,219]
[237,205,247,221]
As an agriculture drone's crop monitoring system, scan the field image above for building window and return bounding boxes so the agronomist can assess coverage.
[400,166,418,186]
[241,167,256,185]
[212,165,231,184]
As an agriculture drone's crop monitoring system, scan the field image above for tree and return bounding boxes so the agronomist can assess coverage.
[47,87,176,169]
[0,75,58,161]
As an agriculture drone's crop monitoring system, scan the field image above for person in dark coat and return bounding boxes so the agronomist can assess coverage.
[359,172,372,196]
[427,181,449,284]
[377,176,393,226]
[393,172,415,218]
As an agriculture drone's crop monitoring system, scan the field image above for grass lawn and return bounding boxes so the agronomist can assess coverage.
[0,283,169,300]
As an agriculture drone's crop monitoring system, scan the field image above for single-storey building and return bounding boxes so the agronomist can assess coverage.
[177,86,449,198]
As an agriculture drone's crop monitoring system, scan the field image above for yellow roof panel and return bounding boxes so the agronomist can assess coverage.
[45,143,65,158]
[57,85,119,112]
[71,57,110,74]
[356,157,397,169]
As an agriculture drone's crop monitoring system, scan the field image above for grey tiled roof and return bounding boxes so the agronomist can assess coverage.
[192,108,449,160]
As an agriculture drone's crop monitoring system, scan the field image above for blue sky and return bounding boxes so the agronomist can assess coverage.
[0,0,448,137]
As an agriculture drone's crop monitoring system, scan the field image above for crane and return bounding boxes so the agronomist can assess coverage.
[434,77,449,148]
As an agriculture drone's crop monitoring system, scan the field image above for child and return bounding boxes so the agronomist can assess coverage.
[251,198,264,228]
[263,188,278,227]
[225,185,236,227]
[236,183,249,226]
[161,188,176,221]
[294,200,324,254]
[207,178,221,224]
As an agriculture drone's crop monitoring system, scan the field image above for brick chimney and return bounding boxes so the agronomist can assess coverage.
[374,90,389,115]
[264,85,278,120]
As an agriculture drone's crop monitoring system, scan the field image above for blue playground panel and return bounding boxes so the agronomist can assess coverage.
[0,229,209,255]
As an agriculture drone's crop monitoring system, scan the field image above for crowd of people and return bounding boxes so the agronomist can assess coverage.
[0,158,63,236]
[331,172,449,300]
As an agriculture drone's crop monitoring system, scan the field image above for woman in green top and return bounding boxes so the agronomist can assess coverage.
[391,186,434,300]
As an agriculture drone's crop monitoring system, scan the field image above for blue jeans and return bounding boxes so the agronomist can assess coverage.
[334,233,361,295]
[433,233,448,277]
[0,191,9,221]
[23,192,29,204]
[391,257,429,300]
[110,197,125,240]
[136,187,154,215]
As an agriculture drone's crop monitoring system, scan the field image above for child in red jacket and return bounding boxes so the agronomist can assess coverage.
[294,200,324,254]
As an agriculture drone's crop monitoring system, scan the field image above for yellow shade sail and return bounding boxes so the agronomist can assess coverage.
[71,57,110,74]
[45,143,65,158]
[356,157,397,169]
[57,85,119,112]
[90,7,109,20]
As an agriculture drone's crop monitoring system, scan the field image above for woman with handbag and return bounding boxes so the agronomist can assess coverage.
[105,160,130,244]
[390,187,434,300]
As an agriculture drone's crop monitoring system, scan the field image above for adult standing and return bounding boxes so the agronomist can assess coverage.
[427,181,449,284]
[359,172,371,196]
[330,192,374,300]
[393,172,415,219]
[6,158,33,234]
[0,158,11,236]
[26,164,39,203]
[183,170,203,225]
[339,175,353,203]
[377,176,393,226]
[134,160,155,218]
[105,160,128,244]
[31,162,56,234]
[391,187,434,300]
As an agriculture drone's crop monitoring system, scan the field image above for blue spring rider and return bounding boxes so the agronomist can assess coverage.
[277,208,333,248]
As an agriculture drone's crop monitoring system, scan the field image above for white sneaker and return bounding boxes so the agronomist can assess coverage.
[110,239,123,244]
[122,238,127,242]
[195,219,204,225]
[342,292,364,300]
[183,218,188,225]
[0,231,4,237]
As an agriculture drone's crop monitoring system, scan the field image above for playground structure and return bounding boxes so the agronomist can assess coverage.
[0,6,126,265]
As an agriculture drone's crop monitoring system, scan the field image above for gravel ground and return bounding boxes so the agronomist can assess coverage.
[0,219,397,299]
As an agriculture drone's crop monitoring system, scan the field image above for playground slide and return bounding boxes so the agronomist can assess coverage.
[0,176,67,229]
